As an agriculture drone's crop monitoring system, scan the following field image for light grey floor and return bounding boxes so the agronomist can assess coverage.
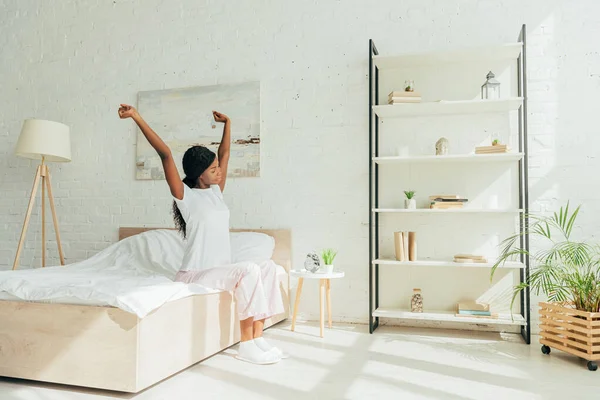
[0,322,597,400]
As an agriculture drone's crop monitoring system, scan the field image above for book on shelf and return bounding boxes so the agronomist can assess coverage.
[389,91,421,98]
[458,301,490,312]
[454,257,488,263]
[430,198,468,203]
[430,203,464,209]
[457,310,493,316]
[475,144,511,154]
[455,312,496,319]
[389,98,422,104]
[456,301,492,316]
[454,254,488,263]
[430,195,468,209]
[428,195,463,200]
[388,91,422,104]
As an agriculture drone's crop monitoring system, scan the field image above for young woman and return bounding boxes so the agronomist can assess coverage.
[118,104,285,365]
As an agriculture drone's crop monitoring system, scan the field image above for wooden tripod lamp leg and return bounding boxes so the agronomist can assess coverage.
[45,167,65,266]
[41,166,46,267]
[13,166,42,270]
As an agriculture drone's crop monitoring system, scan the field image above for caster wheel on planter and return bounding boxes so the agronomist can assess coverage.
[587,361,598,371]
[541,345,551,355]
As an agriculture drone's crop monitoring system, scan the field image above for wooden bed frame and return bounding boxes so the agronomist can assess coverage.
[0,227,291,393]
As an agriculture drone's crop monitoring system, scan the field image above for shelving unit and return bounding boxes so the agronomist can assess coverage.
[372,208,523,214]
[372,259,526,269]
[372,97,523,118]
[373,42,523,69]
[368,25,531,343]
[373,153,524,164]
[372,308,526,326]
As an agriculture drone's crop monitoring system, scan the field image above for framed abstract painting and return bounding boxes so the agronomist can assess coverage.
[136,81,260,180]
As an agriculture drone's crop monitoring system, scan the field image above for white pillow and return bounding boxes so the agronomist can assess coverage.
[230,232,275,263]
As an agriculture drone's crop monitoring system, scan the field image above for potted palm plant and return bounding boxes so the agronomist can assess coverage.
[491,203,600,371]
[321,249,338,274]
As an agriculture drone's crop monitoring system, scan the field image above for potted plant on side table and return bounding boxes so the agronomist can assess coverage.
[491,203,600,371]
[321,249,338,274]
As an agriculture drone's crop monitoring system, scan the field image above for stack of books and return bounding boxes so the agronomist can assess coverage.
[429,195,468,209]
[453,254,488,264]
[388,91,421,104]
[456,301,492,317]
[475,144,510,154]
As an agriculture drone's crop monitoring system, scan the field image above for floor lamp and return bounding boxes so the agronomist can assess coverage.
[13,119,71,270]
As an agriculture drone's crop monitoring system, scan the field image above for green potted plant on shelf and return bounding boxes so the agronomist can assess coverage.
[321,249,338,274]
[404,190,416,210]
[491,203,600,371]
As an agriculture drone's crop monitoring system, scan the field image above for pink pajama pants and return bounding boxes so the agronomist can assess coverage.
[175,260,285,321]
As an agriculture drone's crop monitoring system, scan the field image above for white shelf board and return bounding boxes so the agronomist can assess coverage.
[373,208,523,214]
[372,259,525,269]
[373,153,524,164]
[373,97,523,118]
[373,42,523,69]
[372,308,526,326]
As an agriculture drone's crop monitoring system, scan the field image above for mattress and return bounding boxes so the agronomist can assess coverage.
[0,265,287,307]
[0,229,287,317]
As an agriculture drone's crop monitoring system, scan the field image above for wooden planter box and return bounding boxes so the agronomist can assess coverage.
[539,302,600,371]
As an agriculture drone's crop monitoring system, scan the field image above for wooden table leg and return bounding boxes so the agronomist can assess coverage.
[319,279,325,337]
[326,279,332,328]
[291,278,304,332]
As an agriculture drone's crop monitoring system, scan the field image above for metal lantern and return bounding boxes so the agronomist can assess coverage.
[481,71,501,100]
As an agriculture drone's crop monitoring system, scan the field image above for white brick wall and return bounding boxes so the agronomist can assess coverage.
[1,0,600,326]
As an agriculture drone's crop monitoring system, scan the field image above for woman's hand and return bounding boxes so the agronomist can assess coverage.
[212,111,229,123]
[118,104,139,119]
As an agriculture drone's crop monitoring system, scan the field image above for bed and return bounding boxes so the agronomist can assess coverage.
[0,227,291,393]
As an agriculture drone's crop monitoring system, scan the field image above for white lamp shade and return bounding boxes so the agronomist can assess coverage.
[15,119,71,162]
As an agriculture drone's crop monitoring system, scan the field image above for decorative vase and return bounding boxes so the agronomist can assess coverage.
[435,137,449,156]
[304,252,321,273]
[324,265,334,274]
[411,288,423,313]
[405,199,417,209]
[408,232,417,261]
[394,232,406,261]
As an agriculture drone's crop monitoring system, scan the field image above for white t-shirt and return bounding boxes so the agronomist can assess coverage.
[173,184,231,271]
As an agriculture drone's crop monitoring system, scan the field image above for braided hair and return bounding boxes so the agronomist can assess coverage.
[172,146,216,239]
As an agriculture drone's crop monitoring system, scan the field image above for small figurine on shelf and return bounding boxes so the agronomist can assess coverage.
[404,80,415,92]
[411,288,423,313]
[435,137,449,155]
[404,190,416,209]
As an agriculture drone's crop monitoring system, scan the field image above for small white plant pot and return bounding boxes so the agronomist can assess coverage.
[405,199,417,209]
[324,265,334,274]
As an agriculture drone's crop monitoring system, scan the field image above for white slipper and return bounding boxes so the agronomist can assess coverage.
[236,340,281,365]
[254,337,289,359]
[268,347,290,359]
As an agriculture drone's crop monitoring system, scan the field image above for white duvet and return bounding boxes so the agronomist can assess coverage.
[0,230,219,318]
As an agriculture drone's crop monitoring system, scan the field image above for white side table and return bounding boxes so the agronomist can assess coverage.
[290,270,345,337]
